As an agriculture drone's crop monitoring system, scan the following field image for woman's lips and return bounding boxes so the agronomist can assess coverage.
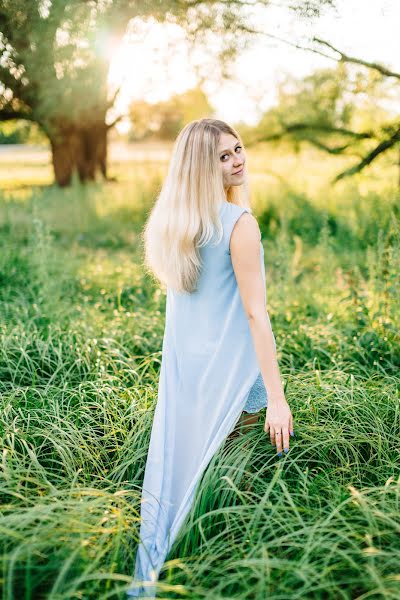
[233,167,244,175]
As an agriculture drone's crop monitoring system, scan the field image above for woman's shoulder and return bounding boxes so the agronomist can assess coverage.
[217,201,259,253]
[220,200,252,219]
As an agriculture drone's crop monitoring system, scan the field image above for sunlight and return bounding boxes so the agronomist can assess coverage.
[107,1,400,130]
[107,20,197,131]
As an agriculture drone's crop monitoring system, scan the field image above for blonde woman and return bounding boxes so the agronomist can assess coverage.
[127,118,294,598]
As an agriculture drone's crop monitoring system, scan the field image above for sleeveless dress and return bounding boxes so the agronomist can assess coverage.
[127,199,275,598]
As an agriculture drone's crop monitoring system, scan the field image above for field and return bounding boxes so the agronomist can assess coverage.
[0,142,399,599]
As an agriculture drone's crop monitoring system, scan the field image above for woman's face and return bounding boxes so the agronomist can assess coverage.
[217,132,246,190]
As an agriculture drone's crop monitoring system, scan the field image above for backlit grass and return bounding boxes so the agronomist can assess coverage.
[0,143,399,599]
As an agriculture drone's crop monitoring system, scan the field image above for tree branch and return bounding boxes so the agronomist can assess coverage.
[306,138,361,155]
[285,123,374,139]
[333,125,400,182]
[246,29,400,81]
[249,122,374,145]
[0,108,34,121]
[107,85,122,109]
[106,114,124,130]
[312,37,400,81]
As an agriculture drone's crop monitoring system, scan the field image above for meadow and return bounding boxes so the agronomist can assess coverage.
[0,142,399,599]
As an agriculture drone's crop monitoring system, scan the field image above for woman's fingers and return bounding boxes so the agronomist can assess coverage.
[274,428,283,453]
[265,421,292,455]
[274,427,291,454]
[282,428,290,454]
[270,428,276,448]
[265,422,275,447]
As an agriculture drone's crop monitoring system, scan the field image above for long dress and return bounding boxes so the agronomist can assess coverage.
[126,199,275,598]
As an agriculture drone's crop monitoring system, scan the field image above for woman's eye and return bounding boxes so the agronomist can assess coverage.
[221,146,242,161]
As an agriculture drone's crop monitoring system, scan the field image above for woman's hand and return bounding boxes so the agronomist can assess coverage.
[264,397,294,456]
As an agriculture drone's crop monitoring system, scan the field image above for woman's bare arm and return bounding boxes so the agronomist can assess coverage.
[230,212,294,454]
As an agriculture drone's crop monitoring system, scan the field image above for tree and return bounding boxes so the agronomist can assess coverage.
[244,33,400,185]
[0,1,120,185]
[129,86,213,141]
[0,0,335,186]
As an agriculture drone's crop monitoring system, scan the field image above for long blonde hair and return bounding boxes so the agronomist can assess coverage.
[142,118,251,294]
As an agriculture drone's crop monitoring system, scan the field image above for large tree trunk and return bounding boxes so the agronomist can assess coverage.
[49,127,77,187]
[75,122,108,183]
[48,118,109,186]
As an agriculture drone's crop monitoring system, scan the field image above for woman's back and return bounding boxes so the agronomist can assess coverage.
[169,199,266,354]
[127,200,268,598]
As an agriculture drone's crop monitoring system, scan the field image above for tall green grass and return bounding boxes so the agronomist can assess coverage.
[0,145,399,598]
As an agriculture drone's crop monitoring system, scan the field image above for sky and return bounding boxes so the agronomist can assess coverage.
[107,0,400,130]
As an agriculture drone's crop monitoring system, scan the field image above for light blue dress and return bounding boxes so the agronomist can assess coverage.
[127,200,275,598]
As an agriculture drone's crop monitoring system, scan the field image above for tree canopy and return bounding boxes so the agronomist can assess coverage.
[0,0,335,185]
[244,39,400,184]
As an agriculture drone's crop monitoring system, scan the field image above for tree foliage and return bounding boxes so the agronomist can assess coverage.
[244,35,400,184]
[0,0,335,185]
[128,86,213,141]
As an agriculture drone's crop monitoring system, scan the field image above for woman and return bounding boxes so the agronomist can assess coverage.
[127,118,294,598]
